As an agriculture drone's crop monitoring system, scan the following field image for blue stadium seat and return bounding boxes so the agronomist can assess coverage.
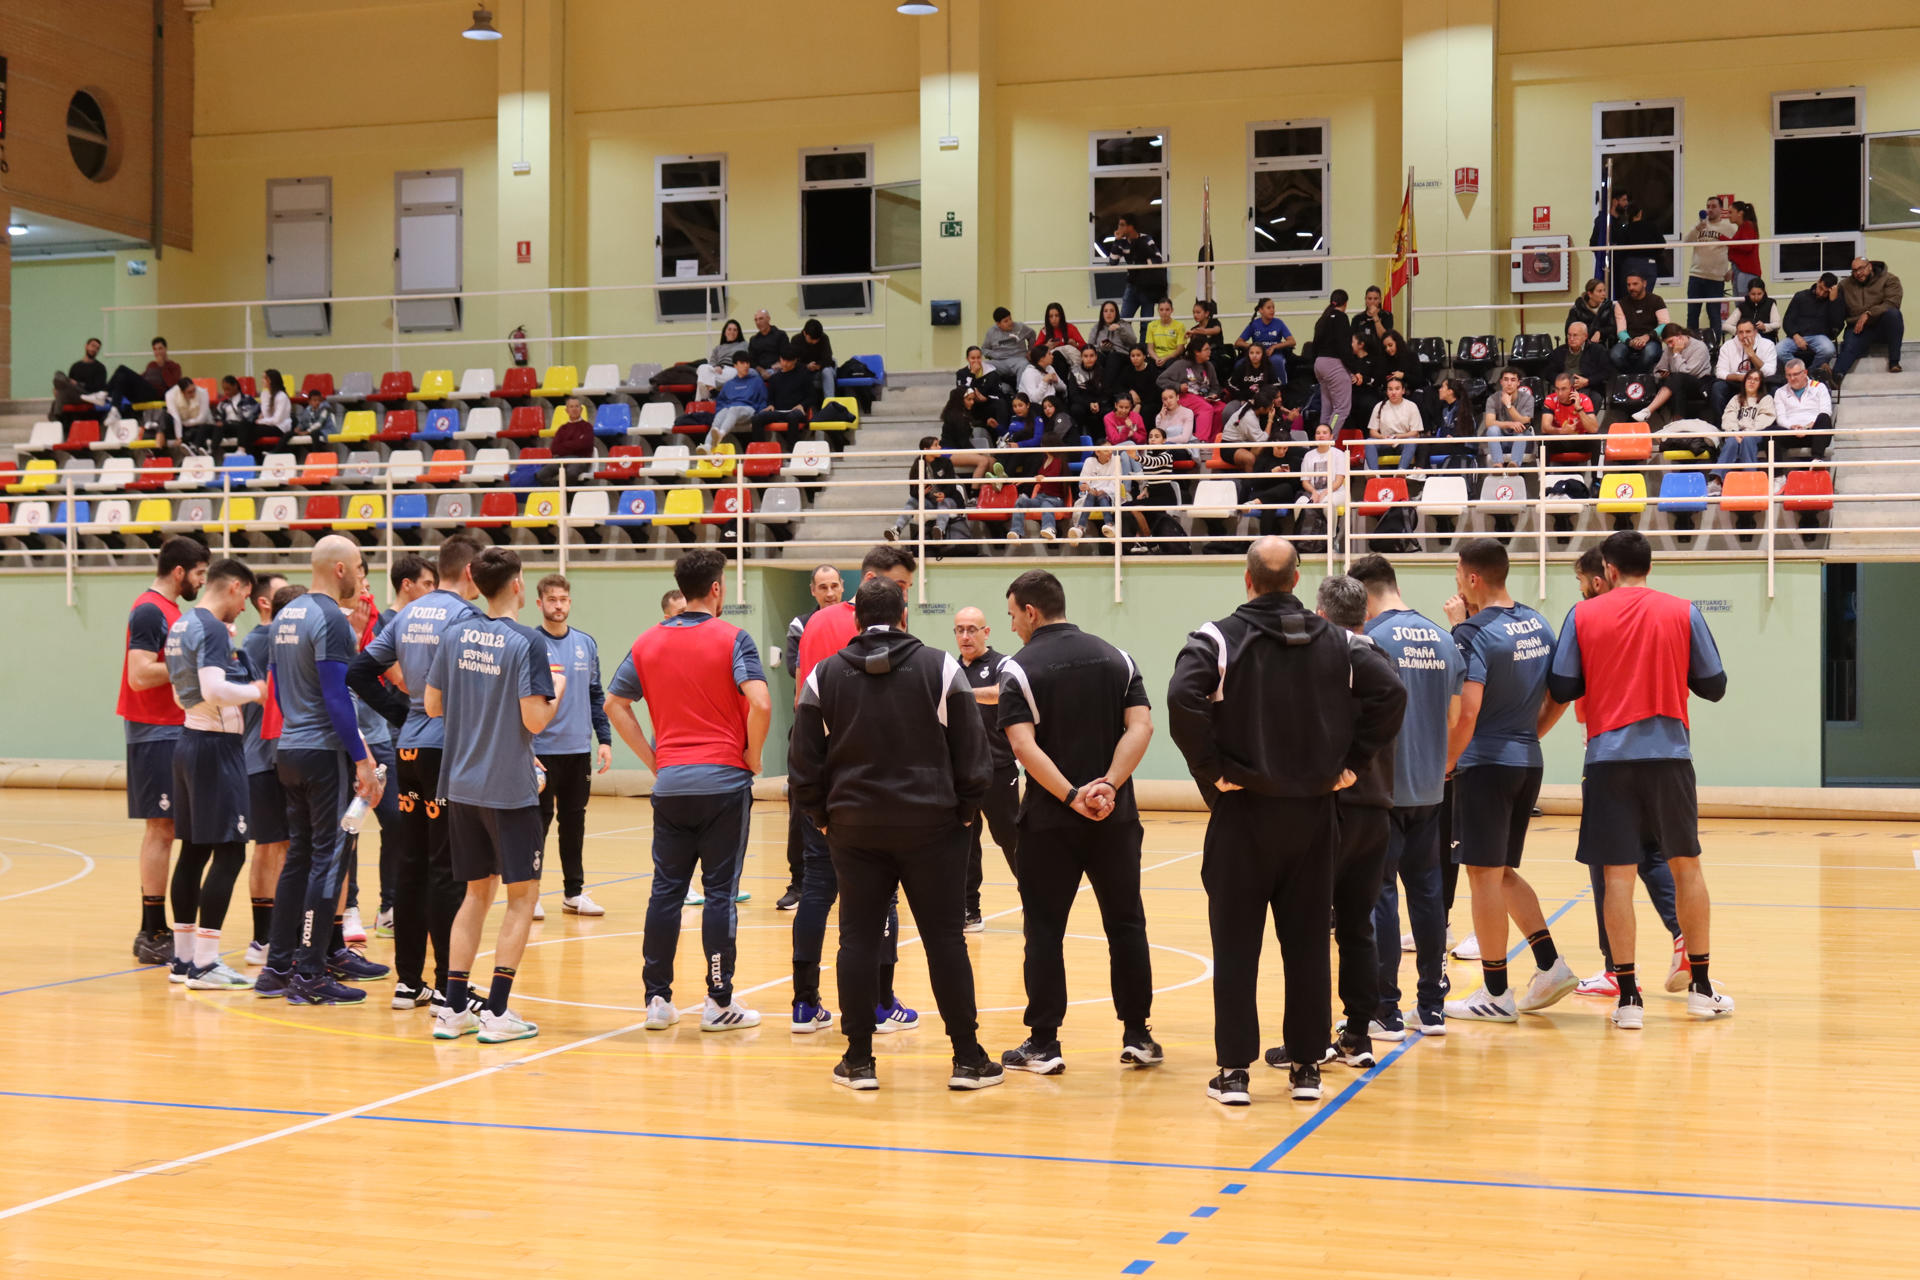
[44,500,92,537]
[417,408,460,444]
[593,403,632,440]
[1657,471,1708,514]
[1063,434,1095,475]
[837,354,886,402]
[391,492,428,531]
[220,452,257,489]
[610,488,657,528]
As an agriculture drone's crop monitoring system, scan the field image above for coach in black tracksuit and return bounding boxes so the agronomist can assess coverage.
[954,605,1020,925]
[1168,540,1403,1106]
[788,577,999,1091]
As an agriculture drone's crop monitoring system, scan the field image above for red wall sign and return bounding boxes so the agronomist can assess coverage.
[1532,205,1551,231]
[1454,166,1480,195]
[515,240,532,264]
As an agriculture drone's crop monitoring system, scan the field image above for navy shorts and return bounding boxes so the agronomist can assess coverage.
[126,738,177,820]
[1576,759,1701,867]
[1451,764,1543,869]
[448,802,544,885]
[171,729,251,845]
[249,769,288,844]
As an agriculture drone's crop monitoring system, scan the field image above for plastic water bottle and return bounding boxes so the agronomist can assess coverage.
[340,764,388,834]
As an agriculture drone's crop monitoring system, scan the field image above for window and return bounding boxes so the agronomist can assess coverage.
[1089,129,1169,304]
[874,180,922,272]
[1865,131,1920,230]
[1593,100,1683,285]
[265,178,332,338]
[799,145,875,313]
[1771,92,1864,279]
[393,170,462,333]
[1247,120,1328,297]
[67,91,110,182]
[656,154,727,321]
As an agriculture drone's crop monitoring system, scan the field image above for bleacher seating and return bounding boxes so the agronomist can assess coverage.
[580,364,622,396]
[293,454,340,488]
[533,366,580,398]
[503,407,545,441]
[592,403,632,440]
[407,370,455,402]
[165,456,215,491]
[449,369,495,401]
[329,372,376,405]
[418,408,460,444]
[368,371,415,404]
[634,402,677,437]
[87,458,137,493]
[16,423,62,457]
[656,488,705,528]
[455,407,503,442]
[647,446,692,479]
[492,367,540,400]
[373,409,419,446]
[248,453,297,489]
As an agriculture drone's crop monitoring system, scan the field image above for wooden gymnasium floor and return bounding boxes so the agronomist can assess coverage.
[2,789,1918,1279]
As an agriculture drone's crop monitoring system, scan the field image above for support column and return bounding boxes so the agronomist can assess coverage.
[919,0,997,372]
[0,197,11,399]
[496,0,566,366]
[1401,0,1499,338]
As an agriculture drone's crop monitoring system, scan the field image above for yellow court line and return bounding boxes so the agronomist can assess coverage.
[180,989,434,1046]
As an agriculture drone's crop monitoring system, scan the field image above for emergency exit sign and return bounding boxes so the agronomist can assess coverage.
[939,210,963,238]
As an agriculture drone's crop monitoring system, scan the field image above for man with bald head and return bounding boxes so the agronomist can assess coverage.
[1168,538,1404,1106]
[953,605,1020,930]
[257,536,386,1005]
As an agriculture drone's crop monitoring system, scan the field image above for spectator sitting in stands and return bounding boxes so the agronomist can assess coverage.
[1298,423,1351,540]
[702,351,767,453]
[1834,256,1905,381]
[746,309,789,371]
[166,376,215,454]
[1771,358,1834,459]
[1710,319,1778,418]
[1089,300,1137,388]
[754,347,816,437]
[1347,329,1388,431]
[695,319,749,398]
[144,337,183,397]
[1068,442,1124,542]
[1009,447,1069,541]
[1188,299,1229,380]
[955,345,1010,441]
[793,318,837,398]
[1612,272,1671,373]
[1000,392,1046,477]
[1155,384,1197,457]
[1063,344,1108,432]
[1224,340,1280,406]
[69,337,108,397]
[548,394,596,482]
[1379,330,1415,389]
[1736,278,1780,337]
[1018,345,1070,408]
[50,372,95,427]
[1364,375,1424,472]
[1158,336,1224,441]
[1776,272,1844,375]
[1713,368,1773,497]
[1631,328,1713,423]
[1353,285,1394,342]
[1144,297,1187,367]
[1568,278,1620,350]
[247,369,295,460]
[1418,376,1476,471]
[1033,302,1084,357]
[1104,392,1147,446]
[1218,387,1282,472]
[1537,372,1600,467]
[213,375,260,452]
[937,389,1000,480]
[1236,297,1295,382]
[1126,426,1181,546]
[1544,320,1614,399]
[1482,367,1534,471]
[1119,344,1162,421]
[982,307,1037,378]
[884,436,967,545]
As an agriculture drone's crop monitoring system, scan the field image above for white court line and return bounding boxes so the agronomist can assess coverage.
[1913,849,1919,869]
[0,840,97,904]
[0,852,12,878]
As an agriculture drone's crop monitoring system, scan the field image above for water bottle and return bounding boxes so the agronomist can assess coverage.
[340,763,388,834]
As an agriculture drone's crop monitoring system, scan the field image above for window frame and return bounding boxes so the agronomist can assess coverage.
[873,178,922,272]
[654,152,729,324]
[1864,129,1920,232]
[1088,127,1170,307]
[264,176,332,339]
[1592,99,1685,287]
[1772,87,1865,139]
[797,144,877,315]
[1245,118,1330,301]
[1768,93,1865,281]
[393,168,464,334]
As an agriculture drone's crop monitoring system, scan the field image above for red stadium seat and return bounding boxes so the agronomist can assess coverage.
[130,458,173,491]
[1358,475,1408,519]
[1782,468,1833,513]
[373,409,418,446]
[503,406,545,439]
[706,486,754,524]
[473,491,517,528]
[297,373,336,404]
[293,494,341,531]
[56,421,102,454]
[292,454,339,487]
[492,367,540,399]
[594,445,647,483]
[368,371,415,403]
[741,441,782,478]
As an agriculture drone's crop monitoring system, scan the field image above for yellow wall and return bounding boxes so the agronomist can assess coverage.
[11,259,117,396]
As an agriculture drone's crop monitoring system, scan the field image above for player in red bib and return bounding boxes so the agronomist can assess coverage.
[121,537,211,965]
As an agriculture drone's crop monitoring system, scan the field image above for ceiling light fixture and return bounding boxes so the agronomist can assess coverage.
[897,2,938,12]
[6,224,27,237]
[462,6,502,39]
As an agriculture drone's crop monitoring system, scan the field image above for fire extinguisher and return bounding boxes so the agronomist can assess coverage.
[508,325,530,368]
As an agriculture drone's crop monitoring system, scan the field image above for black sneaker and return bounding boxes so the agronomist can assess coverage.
[963,911,984,934]
[832,1057,879,1091]
[1329,1034,1376,1069]
[1120,1028,1163,1067]
[287,974,369,1006]
[948,1057,1006,1091]
[1263,1044,1335,1069]
[1289,1061,1323,1101]
[132,929,174,966]
[1207,1069,1251,1106]
[1000,1037,1065,1075]
[327,947,391,982]
[391,981,433,1009]
[776,887,800,912]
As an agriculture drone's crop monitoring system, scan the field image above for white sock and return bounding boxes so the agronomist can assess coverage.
[172,923,195,958]
[194,927,220,968]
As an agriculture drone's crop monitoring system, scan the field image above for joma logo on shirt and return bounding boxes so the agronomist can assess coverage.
[458,628,505,648]
[1502,616,1543,638]
[1390,625,1444,644]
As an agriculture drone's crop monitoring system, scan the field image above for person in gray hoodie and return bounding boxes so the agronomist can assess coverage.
[981,307,1038,378]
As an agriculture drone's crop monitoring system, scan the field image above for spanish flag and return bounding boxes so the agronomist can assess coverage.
[1387,174,1418,312]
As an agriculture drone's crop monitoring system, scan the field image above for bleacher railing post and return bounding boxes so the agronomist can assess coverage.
[63,473,76,608]
[243,306,256,383]
[915,464,928,604]
[1766,435,1777,599]
[383,457,396,571]
[557,463,570,575]
[1536,434,1549,601]
[220,466,233,558]
[732,463,744,595]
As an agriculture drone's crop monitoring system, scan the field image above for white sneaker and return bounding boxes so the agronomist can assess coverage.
[564,892,605,917]
[1610,1002,1645,1030]
[701,998,761,1032]
[1007,529,1023,542]
[244,940,269,967]
[1408,1008,1446,1036]
[1631,408,1653,423]
[478,1008,539,1043]
[1067,526,1084,544]
[1102,523,1119,538]
[374,908,394,938]
[685,889,705,906]
[1516,957,1578,1012]
[1443,989,1518,1022]
[532,898,546,921]
[1686,989,1735,1019]
[1665,934,1691,993]
[433,1007,480,1040]
[1400,932,1415,953]
[1336,1016,1407,1044]
[342,908,367,945]
[185,961,253,990]
[644,996,680,1030]
[1451,933,1482,961]
[1446,924,1457,951]
[1039,527,1057,541]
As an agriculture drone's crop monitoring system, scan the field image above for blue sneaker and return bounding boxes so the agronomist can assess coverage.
[169,956,190,985]
[287,974,369,1006]
[873,997,920,1034]
[327,948,391,982]
[253,966,293,999]
[791,1001,834,1034]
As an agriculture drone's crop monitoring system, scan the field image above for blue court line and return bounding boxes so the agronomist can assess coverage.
[1157,1232,1187,1245]
[1122,1262,1153,1275]
[0,964,157,998]
[1189,1206,1217,1218]
[1220,1183,1245,1194]
[5,1087,1917,1216]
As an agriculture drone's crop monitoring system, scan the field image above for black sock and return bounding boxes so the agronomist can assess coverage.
[1124,1021,1151,1043]
[1687,952,1711,995]
[1526,928,1559,970]
[488,966,516,1016]
[1030,1026,1058,1046]
[251,898,274,944]
[845,1035,874,1065]
[446,970,470,1013]
[329,916,346,953]
[1617,962,1643,1006]
[141,895,166,933]
[1482,958,1509,997]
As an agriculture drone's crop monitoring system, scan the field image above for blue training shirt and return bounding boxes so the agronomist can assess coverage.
[239,623,276,775]
[126,599,181,745]
[1551,602,1724,763]
[363,589,478,750]
[606,611,765,797]
[532,625,612,756]
[271,592,358,753]
[165,607,249,734]
[1366,608,1466,807]
[1454,602,1554,771]
[426,613,556,809]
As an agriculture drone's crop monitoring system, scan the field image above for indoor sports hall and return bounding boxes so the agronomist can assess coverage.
[3,4,1920,1278]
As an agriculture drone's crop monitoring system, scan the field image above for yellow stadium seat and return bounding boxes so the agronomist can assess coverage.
[8,459,58,494]
[815,396,860,432]
[513,490,563,528]
[334,410,377,443]
[203,497,257,532]
[533,366,580,397]
[1596,472,1648,515]
[406,370,455,401]
[655,487,706,526]
[690,442,737,480]
[338,493,384,531]
[122,498,172,535]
